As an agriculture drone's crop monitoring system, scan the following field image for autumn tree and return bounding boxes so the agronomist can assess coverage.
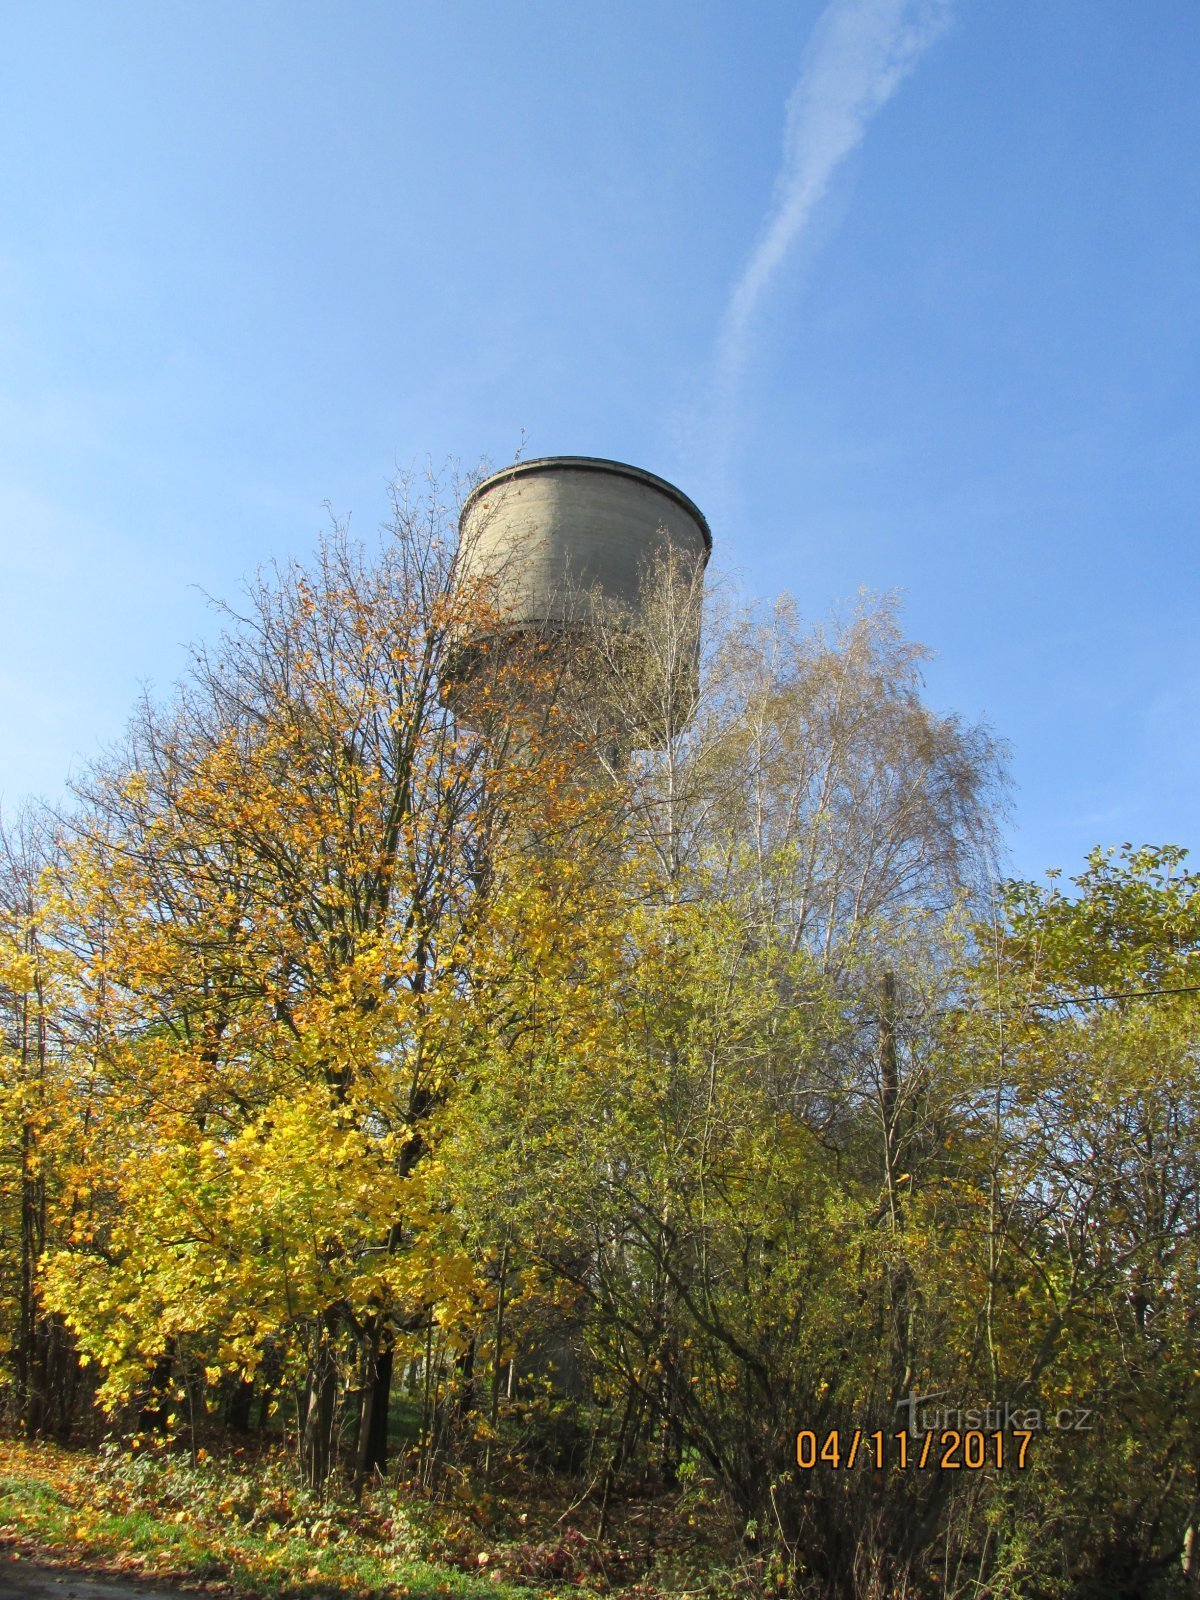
[932,845,1200,1594]
[38,470,560,1485]
[441,579,1009,1590]
[0,806,85,1435]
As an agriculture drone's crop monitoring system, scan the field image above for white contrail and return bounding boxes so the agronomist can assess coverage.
[717,0,956,375]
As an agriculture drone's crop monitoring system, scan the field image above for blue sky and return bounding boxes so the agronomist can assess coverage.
[2,0,1197,881]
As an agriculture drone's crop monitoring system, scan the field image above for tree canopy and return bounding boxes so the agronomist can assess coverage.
[1,484,1195,1599]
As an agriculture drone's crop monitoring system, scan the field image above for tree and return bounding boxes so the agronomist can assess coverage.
[940,845,1200,1594]
[443,579,1009,1594]
[0,804,89,1436]
[38,470,554,1485]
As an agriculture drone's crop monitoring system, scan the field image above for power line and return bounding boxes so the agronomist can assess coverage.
[1026,981,1200,1011]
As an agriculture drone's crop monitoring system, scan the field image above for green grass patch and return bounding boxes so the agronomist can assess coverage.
[0,1440,535,1599]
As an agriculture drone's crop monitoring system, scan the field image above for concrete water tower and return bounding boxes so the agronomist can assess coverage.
[447,456,712,751]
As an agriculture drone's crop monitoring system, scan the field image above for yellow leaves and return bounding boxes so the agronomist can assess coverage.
[5,514,682,1426]
[0,946,38,995]
[42,1075,480,1381]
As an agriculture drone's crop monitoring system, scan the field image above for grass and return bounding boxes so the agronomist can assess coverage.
[0,1429,744,1599]
[0,1438,540,1598]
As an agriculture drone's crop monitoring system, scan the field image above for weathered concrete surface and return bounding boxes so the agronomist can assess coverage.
[0,1554,205,1599]
[450,456,711,746]
[455,456,710,633]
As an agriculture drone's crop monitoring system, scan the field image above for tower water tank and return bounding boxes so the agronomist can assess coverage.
[447,456,711,748]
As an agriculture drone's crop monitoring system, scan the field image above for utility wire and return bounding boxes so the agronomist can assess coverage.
[1025,982,1200,1010]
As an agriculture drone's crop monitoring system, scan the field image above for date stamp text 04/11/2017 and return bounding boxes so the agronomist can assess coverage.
[796,1428,1033,1471]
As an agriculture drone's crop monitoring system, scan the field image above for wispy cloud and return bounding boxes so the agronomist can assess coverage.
[716,0,956,379]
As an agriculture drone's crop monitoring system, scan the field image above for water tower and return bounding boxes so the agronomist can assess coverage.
[447,456,712,752]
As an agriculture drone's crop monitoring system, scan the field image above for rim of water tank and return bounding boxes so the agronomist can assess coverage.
[459,456,713,556]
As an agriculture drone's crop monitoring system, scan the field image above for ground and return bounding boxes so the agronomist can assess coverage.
[0,1438,742,1600]
[0,1553,200,1599]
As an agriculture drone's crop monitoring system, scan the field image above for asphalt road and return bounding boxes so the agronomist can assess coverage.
[0,1555,201,1599]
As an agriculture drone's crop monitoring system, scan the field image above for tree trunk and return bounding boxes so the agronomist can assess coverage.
[353,1332,394,1490]
[301,1316,339,1489]
[365,1342,393,1474]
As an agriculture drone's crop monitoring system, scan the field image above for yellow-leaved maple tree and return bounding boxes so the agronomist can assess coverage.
[37,481,591,1485]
